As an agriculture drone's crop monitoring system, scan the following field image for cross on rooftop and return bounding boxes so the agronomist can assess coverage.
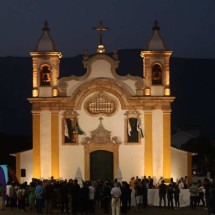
[93,21,109,53]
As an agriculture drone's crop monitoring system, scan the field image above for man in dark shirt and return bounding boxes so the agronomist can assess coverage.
[158,180,167,208]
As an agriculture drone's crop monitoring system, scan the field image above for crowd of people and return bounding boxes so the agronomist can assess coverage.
[0,175,215,214]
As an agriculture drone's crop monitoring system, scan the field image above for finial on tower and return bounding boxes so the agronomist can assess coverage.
[42,20,50,31]
[152,20,160,31]
[93,21,109,53]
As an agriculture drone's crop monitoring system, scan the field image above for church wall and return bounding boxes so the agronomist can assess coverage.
[65,60,138,97]
[122,79,137,95]
[58,110,85,180]
[119,145,145,182]
[171,147,188,180]
[151,86,164,96]
[39,87,52,97]
[59,145,85,180]
[40,111,51,179]
[20,150,32,183]
[152,109,163,180]
[79,93,126,139]
[67,80,85,97]
[90,60,113,78]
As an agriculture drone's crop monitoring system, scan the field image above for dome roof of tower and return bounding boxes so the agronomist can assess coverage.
[34,21,58,52]
[147,20,167,51]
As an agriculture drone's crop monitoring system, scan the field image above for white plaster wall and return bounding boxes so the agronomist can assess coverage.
[57,93,146,181]
[20,150,33,183]
[67,80,85,97]
[171,148,188,181]
[58,111,85,180]
[119,79,137,95]
[151,86,164,96]
[39,87,52,97]
[59,145,85,180]
[152,109,163,180]
[65,59,138,96]
[79,93,125,140]
[90,60,113,78]
[119,144,145,182]
[40,111,51,179]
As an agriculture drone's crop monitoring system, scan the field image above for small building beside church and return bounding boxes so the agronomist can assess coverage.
[16,21,192,183]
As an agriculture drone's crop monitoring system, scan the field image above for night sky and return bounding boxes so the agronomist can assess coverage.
[0,1,215,138]
[0,1,215,58]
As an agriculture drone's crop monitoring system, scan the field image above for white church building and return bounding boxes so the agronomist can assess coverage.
[16,21,192,183]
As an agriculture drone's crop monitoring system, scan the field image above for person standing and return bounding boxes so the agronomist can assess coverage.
[103,181,111,214]
[134,179,143,209]
[5,182,12,207]
[121,181,130,214]
[88,181,95,214]
[111,183,121,215]
[59,181,69,214]
[71,179,80,214]
[178,178,184,189]
[28,182,36,212]
[35,180,44,214]
[189,182,198,209]
[158,180,167,208]
[197,180,205,207]
[44,181,54,214]
[167,183,174,209]
[9,182,17,211]
[174,184,180,208]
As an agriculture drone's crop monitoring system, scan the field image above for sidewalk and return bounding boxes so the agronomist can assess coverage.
[0,206,209,215]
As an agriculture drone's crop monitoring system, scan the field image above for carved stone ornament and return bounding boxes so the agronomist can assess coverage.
[91,117,111,143]
[112,136,122,144]
[81,136,91,145]
[59,81,68,90]
[124,109,140,118]
[84,92,118,116]
[135,80,145,89]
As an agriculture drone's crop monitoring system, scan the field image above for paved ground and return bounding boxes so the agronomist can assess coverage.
[0,206,209,215]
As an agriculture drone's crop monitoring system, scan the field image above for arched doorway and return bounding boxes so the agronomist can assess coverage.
[84,143,119,180]
[90,150,113,181]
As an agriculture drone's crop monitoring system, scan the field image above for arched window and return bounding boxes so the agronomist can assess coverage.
[152,64,162,85]
[40,65,51,86]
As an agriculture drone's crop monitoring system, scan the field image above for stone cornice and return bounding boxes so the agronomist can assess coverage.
[28,96,175,111]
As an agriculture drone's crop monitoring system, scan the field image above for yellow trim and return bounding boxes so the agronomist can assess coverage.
[51,112,59,179]
[163,112,171,178]
[144,112,153,176]
[32,112,41,178]
[16,153,21,182]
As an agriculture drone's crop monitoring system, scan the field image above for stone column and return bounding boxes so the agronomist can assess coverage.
[32,111,41,178]
[51,111,59,179]
[144,111,153,176]
[163,111,171,178]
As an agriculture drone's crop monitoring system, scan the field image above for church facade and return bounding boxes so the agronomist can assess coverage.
[16,21,192,183]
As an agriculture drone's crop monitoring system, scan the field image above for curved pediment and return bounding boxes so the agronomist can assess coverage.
[71,78,131,109]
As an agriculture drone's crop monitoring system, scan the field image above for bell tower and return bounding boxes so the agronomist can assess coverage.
[141,20,172,96]
[30,21,62,98]
[29,21,62,179]
[141,21,174,179]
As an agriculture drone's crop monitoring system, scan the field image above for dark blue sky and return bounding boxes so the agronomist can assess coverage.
[0,1,215,58]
